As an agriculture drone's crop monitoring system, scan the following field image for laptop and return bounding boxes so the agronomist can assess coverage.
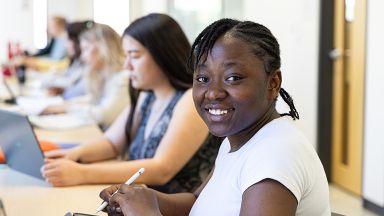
[0,109,44,180]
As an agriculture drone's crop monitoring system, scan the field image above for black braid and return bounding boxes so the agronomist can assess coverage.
[187,18,300,120]
[279,88,300,120]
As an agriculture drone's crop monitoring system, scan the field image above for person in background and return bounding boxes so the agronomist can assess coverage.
[45,20,93,99]
[99,18,331,216]
[41,13,221,194]
[24,16,69,71]
[41,22,129,128]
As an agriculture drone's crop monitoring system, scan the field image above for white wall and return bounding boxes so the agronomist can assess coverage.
[243,0,320,148]
[362,0,384,207]
[0,0,34,62]
[48,0,93,22]
[129,0,167,21]
[94,0,130,35]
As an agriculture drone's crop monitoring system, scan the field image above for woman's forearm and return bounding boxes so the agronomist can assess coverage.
[81,158,182,185]
[76,135,117,163]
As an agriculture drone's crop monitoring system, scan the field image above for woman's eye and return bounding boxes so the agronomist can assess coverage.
[196,77,208,83]
[226,76,242,81]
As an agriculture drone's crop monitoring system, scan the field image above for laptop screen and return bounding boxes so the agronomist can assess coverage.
[0,109,44,180]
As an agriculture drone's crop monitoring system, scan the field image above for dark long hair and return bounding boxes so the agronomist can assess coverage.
[123,13,192,144]
[65,20,93,63]
[187,18,299,120]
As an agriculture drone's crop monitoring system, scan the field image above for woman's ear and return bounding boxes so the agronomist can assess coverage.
[268,70,282,100]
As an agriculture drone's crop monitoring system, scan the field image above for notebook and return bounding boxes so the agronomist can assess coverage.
[0,109,45,180]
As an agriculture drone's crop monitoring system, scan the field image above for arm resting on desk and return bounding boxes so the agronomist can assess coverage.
[44,135,117,162]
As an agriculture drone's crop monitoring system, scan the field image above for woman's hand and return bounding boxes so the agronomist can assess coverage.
[100,184,162,216]
[47,87,65,96]
[99,185,123,214]
[41,158,85,186]
[44,147,81,161]
[41,104,67,115]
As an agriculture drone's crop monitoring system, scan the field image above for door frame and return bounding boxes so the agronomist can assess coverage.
[318,0,334,181]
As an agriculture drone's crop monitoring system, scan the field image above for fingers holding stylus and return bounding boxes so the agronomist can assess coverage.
[108,185,161,216]
[99,184,120,202]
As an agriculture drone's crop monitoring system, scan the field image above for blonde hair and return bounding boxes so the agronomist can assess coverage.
[51,16,67,29]
[80,23,125,101]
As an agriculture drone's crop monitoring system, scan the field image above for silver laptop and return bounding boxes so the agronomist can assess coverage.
[0,109,44,180]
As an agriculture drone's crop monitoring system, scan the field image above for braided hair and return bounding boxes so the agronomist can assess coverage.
[187,18,299,120]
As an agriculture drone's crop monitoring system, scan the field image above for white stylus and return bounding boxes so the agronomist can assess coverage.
[95,168,145,213]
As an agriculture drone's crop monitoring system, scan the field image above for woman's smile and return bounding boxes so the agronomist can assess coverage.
[205,107,234,122]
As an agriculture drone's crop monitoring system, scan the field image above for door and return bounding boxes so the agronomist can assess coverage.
[331,0,366,195]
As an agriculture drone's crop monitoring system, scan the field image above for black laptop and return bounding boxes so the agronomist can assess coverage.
[0,109,44,180]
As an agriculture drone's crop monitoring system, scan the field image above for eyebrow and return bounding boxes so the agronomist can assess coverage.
[196,60,243,71]
[196,63,207,71]
[127,50,140,54]
[221,62,238,69]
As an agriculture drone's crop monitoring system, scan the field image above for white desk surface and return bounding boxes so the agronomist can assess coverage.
[0,168,109,216]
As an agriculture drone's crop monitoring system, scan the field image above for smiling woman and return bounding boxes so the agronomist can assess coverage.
[99,18,330,216]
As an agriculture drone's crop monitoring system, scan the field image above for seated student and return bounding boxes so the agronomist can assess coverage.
[24,16,69,71]
[41,22,129,128]
[42,13,221,193]
[99,18,331,216]
[44,20,93,99]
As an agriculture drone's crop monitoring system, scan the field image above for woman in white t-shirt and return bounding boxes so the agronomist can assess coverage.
[99,18,331,216]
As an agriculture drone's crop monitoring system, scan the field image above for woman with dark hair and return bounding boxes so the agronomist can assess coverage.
[45,20,93,99]
[99,18,330,216]
[42,14,221,194]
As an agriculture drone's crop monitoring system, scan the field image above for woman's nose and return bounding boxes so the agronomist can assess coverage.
[124,58,133,70]
[205,82,227,100]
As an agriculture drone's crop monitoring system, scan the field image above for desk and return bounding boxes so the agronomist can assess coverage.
[0,123,109,216]
[0,169,109,216]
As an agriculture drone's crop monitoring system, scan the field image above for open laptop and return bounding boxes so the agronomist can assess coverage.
[0,109,44,180]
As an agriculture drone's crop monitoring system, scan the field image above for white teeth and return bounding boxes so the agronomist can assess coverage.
[208,109,228,115]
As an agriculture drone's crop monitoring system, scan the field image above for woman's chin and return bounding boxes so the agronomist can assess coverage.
[208,126,230,138]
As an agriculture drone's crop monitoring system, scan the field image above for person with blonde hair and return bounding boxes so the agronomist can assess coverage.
[42,22,129,128]
[45,20,92,99]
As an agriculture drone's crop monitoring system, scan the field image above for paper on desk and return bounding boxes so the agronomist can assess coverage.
[16,96,63,115]
[28,113,95,130]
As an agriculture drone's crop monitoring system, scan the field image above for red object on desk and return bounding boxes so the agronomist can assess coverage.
[2,65,12,76]
[2,41,14,77]
[7,41,13,60]
[0,150,4,163]
[0,139,60,163]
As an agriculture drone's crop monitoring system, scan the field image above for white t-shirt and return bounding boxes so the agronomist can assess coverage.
[189,117,330,216]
